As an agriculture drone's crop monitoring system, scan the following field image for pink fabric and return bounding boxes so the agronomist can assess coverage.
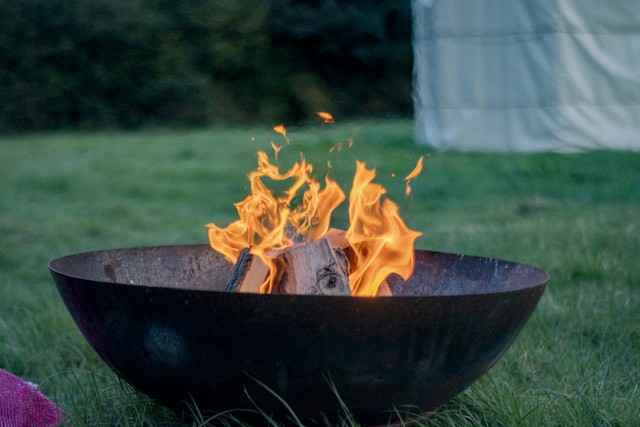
[0,369,67,427]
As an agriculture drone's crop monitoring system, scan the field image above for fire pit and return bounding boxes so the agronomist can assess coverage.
[49,244,547,425]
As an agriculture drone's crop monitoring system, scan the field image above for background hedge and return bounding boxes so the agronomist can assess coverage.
[0,0,412,131]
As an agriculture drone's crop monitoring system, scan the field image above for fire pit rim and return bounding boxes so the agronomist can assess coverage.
[48,243,549,298]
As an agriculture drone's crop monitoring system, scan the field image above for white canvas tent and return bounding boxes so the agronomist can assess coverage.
[412,0,640,152]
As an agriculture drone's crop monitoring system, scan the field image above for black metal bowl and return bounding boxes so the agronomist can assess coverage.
[49,245,547,425]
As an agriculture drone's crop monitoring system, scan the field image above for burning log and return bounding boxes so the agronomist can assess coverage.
[225,247,268,293]
[224,229,396,296]
[226,235,350,296]
[324,228,392,296]
[375,281,392,296]
[324,228,349,250]
[273,237,350,295]
[324,228,391,296]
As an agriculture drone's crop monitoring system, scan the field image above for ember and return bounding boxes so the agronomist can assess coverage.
[316,111,335,123]
[206,121,423,296]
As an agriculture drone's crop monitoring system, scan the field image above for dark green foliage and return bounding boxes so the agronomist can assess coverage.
[269,0,413,118]
[0,0,412,131]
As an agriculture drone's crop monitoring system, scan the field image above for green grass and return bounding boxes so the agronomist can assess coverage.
[1,119,639,425]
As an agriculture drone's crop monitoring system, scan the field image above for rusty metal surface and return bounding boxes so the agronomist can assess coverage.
[49,245,548,425]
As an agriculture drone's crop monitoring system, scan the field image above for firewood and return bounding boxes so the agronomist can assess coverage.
[324,228,350,249]
[376,280,392,296]
[225,247,268,293]
[225,233,353,295]
[326,228,392,296]
[273,236,351,295]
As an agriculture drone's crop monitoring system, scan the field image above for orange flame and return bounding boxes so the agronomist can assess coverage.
[316,111,334,123]
[404,155,424,196]
[270,141,282,160]
[207,130,422,295]
[273,124,287,137]
[207,150,346,293]
[329,142,343,154]
[273,124,290,145]
[346,162,422,296]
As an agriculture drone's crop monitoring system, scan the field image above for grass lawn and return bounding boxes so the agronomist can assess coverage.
[1,118,639,425]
